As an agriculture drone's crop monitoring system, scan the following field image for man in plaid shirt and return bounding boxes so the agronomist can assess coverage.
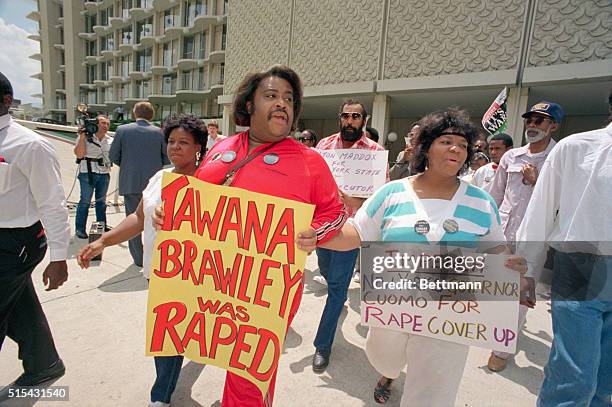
[311,99,387,372]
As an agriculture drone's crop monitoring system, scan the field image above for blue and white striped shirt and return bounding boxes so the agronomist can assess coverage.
[351,177,505,249]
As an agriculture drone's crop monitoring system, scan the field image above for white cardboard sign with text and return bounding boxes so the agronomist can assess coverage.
[361,254,520,353]
[314,148,388,198]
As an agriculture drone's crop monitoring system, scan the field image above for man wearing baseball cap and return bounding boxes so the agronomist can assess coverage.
[485,100,564,372]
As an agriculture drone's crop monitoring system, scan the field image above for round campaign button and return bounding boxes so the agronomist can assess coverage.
[443,219,459,234]
[221,151,237,163]
[414,220,430,235]
[263,153,280,165]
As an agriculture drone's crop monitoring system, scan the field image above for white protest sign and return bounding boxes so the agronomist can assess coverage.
[314,149,388,198]
[361,253,520,353]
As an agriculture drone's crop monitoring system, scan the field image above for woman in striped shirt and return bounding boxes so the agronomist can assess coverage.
[298,108,527,406]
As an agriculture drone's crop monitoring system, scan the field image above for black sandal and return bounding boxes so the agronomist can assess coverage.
[373,376,393,404]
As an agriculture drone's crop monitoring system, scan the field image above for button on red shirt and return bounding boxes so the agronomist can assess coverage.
[195,131,347,243]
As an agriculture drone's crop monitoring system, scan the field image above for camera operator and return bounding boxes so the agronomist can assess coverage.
[73,115,112,239]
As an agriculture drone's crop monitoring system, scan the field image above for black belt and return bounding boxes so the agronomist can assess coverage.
[0,221,43,235]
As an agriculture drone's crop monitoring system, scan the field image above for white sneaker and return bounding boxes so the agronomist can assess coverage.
[148,402,170,407]
[313,275,327,286]
[353,272,360,283]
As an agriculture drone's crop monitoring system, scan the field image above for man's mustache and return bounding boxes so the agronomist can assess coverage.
[267,109,288,121]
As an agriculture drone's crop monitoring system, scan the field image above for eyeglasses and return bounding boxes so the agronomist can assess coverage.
[298,137,313,142]
[339,112,363,120]
[524,116,550,126]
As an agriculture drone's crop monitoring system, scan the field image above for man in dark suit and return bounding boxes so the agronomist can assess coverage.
[109,101,169,266]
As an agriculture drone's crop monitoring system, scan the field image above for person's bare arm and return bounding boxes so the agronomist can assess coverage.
[74,131,87,158]
[78,200,146,268]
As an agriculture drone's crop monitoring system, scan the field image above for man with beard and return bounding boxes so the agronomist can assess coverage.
[312,99,387,372]
[485,100,564,372]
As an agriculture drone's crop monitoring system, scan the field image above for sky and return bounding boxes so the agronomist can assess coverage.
[0,0,42,106]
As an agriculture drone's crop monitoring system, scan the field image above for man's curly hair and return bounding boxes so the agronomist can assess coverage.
[410,108,478,176]
[232,65,303,131]
[162,113,208,157]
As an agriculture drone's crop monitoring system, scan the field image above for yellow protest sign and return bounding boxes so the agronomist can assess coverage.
[145,172,314,397]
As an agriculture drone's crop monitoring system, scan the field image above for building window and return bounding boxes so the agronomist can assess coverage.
[162,74,176,95]
[183,36,194,59]
[221,24,226,50]
[101,35,114,51]
[86,65,97,83]
[104,87,114,102]
[219,63,224,84]
[100,6,112,26]
[100,62,108,80]
[164,8,178,31]
[136,48,152,71]
[86,40,96,56]
[55,94,63,110]
[184,103,202,116]
[198,32,206,59]
[163,40,177,66]
[137,17,153,43]
[223,0,228,15]
[122,28,133,45]
[121,55,131,77]
[180,70,191,90]
[122,0,130,18]
[135,80,149,98]
[85,14,96,33]
[184,0,202,26]
[87,90,97,104]
[161,105,175,120]
[121,82,130,99]
[197,67,205,90]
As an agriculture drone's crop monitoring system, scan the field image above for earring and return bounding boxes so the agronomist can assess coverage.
[195,151,201,164]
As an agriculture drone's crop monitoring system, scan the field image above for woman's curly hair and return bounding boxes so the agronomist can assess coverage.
[409,108,478,176]
[161,113,208,158]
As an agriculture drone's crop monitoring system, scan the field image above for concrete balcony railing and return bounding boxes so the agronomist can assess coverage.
[26,10,41,22]
[151,65,174,75]
[78,32,97,41]
[207,49,225,64]
[176,58,198,71]
[83,1,101,13]
[109,16,126,28]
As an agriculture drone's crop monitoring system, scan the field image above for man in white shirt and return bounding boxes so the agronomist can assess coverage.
[74,115,112,239]
[0,72,70,386]
[471,132,513,191]
[516,94,612,406]
[486,101,564,372]
[205,119,226,152]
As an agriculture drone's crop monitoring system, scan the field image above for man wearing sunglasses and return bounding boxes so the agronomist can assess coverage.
[311,99,387,372]
[297,129,318,148]
[485,100,564,372]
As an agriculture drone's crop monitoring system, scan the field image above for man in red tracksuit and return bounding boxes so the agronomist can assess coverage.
[156,65,347,406]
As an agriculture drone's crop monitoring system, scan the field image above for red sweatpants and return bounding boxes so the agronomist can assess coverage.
[221,282,304,407]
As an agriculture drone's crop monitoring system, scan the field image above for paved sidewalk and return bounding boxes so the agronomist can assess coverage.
[0,136,553,406]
